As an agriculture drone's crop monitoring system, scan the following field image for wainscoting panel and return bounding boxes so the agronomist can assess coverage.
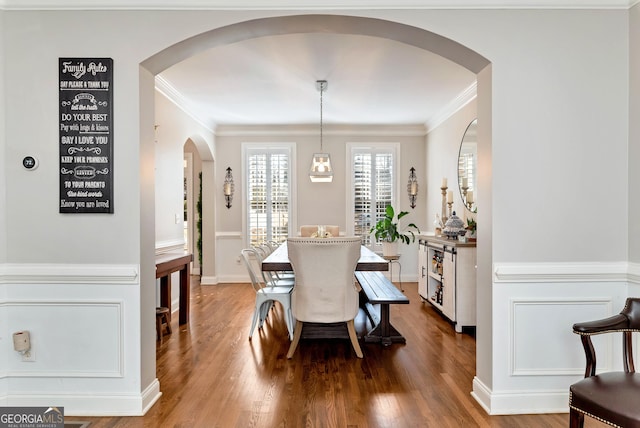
[510,298,613,376]
[0,262,152,415]
[4,301,123,377]
[473,262,634,415]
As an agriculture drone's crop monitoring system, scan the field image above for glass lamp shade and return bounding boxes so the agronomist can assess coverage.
[309,153,333,182]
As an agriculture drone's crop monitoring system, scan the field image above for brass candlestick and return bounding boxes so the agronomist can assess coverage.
[441,186,448,224]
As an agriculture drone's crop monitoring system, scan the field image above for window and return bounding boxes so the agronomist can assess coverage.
[244,144,294,247]
[348,144,399,247]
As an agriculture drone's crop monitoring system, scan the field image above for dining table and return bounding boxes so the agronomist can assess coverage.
[261,241,411,346]
[261,242,389,272]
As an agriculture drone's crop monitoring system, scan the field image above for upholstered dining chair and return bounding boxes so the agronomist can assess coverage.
[299,225,340,237]
[241,248,294,340]
[569,297,640,428]
[285,237,363,359]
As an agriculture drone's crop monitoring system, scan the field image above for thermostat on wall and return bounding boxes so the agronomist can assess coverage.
[22,156,38,170]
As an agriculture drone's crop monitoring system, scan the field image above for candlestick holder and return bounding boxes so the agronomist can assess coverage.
[447,201,454,218]
[461,185,469,200]
[466,201,474,211]
[441,186,448,224]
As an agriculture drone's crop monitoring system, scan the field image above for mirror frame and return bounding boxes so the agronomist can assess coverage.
[457,119,477,212]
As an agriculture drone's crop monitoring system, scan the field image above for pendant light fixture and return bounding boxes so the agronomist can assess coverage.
[309,80,333,183]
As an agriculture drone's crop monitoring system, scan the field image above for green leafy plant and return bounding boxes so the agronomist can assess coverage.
[370,205,420,245]
[466,217,477,233]
[196,172,202,267]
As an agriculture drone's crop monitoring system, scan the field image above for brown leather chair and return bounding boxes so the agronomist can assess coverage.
[570,298,640,428]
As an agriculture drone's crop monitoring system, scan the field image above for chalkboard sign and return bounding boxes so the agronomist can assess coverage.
[59,58,113,213]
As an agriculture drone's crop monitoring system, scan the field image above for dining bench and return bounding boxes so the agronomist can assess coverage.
[355,271,409,346]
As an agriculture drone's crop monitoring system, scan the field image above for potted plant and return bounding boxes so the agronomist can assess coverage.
[370,205,420,256]
[466,217,477,241]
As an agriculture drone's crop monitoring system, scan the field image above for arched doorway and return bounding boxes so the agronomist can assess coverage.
[183,136,213,276]
[140,12,492,403]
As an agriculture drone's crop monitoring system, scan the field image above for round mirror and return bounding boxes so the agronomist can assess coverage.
[458,119,477,212]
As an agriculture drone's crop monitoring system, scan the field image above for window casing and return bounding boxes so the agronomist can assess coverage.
[243,144,294,247]
[347,143,399,248]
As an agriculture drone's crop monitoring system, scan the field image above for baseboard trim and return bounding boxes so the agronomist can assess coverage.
[141,378,162,415]
[0,379,161,416]
[471,376,492,414]
[472,376,568,415]
[200,275,217,285]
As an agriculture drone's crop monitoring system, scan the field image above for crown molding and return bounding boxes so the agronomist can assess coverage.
[155,76,215,133]
[425,82,477,133]
[215,124,427,137]
[0,0,637,10]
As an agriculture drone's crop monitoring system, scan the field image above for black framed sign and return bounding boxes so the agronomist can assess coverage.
[59,58,113,213]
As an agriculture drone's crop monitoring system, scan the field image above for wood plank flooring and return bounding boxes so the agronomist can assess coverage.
[68,278,607,428]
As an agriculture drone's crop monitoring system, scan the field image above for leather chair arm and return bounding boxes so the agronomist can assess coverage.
[573,313,629,335]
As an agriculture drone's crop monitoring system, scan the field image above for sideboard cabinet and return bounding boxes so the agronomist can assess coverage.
[417,235,476,333]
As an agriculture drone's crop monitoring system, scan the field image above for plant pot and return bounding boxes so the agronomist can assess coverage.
[382,241,398,257]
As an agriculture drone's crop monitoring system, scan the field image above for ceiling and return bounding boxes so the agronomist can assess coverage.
[157,32,478,130]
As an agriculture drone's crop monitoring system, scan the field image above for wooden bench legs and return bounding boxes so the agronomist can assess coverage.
[355,271,409,346]
[363,302,406,346]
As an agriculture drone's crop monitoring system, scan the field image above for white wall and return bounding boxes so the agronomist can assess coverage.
[154,91,214,309]
[154,90,214,256]
[630,4,640,265]
[0,6,636,416]
[425,99,477,229]
[0,9,5,379]
[214,125,426,283]
[0,11,6,264]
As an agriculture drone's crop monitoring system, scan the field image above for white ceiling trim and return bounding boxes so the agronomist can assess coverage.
[215,124,427,137]
[1,0,638,10]
[155,76,214,133]
[425,82,477,133]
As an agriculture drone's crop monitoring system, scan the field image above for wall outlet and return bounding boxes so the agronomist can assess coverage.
[22,349,35,362]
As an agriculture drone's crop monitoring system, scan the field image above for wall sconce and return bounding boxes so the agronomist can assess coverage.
[407,167,418,209]
[223,167,234,209]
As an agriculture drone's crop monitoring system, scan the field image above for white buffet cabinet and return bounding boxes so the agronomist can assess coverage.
[417,235,477,333]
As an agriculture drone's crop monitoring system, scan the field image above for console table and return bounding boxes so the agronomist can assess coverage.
[155,251,193,325]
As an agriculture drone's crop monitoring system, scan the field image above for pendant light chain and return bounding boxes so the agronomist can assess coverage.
[319,83,324,152]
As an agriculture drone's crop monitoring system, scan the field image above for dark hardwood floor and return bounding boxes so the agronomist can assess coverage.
[68,277,606,428]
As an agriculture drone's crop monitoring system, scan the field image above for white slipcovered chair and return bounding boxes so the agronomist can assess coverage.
[285,237,363,358]
[299,225,340,237]
[240,248,294,340]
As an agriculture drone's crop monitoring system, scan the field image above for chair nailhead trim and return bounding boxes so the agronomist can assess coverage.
[570,392,623,428]
[573,328,640,336]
